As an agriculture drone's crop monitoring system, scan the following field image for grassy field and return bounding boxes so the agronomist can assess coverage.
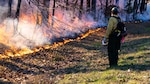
[58,36,150,84]
[57,22,150,84]
[0,22,150,84]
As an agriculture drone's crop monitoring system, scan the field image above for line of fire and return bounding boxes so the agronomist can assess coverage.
[0,0,149,58]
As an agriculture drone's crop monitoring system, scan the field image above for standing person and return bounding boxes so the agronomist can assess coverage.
[102,7,122,68]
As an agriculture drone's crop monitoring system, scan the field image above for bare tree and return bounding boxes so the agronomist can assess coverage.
[51,0,56,27]
[140,0,147,13]
[8,0,12,17]
[72,0,78,16]
[86,0,90,13]
[91,0,96,19]
[16,0,22,18]
[104,0,109,18]
[133,0,138,19]
[125,0,133,14]
[30,0,50,26]
[79,0,83,19]
[36,0,42,25]
[105,0,108,10]
[66,0,69,10]
[41,0,50,25]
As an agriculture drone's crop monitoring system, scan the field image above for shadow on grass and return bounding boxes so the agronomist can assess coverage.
[51,62,150,76]
[114,37,150,71]
[122,37,150,51]
[0,81,12,84]
[66,41,99,50]
[117,64,150,71]
[52,63,109,75]
[107,64,150,71]
[0,56,55,75]
[52,36,150,74]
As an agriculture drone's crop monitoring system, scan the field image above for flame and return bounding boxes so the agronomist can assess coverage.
[0,27,10,44]
[0,0,147,59]
[0,18,143,59]
[0,10,99,59]
[0,28,101,59]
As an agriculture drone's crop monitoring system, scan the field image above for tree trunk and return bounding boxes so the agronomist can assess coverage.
[86,0,90,13]
[41,0,50,25]
[16,0,22,18]
[106,0,108,10]
[72,0,78,17]
[92,0,96,19]
[140,0,146,13]
[133,0,138,19]
[52,0,55,17]
[66,0,69,10]
[104,0,108,18]
[51,0,56,27]
[115,0,119,5]
[79,0,83,19]
[8,0,12,17]
[36,0,42,25]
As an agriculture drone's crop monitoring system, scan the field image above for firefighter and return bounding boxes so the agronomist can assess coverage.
[102,7,121,67]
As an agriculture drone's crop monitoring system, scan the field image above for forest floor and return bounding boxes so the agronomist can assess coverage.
[0,21,150,84]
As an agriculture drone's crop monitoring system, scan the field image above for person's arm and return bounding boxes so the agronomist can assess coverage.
[105,17,114,38]
[102,17,114,46]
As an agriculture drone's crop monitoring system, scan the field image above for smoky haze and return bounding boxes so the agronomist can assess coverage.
[0,0,149,49]
[0,0,9,23]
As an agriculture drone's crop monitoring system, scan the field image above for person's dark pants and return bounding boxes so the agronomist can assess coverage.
[108,35,121,67]
[108,50,118,66]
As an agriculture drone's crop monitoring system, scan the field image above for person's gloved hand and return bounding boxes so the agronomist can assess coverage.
[102,37,108,46]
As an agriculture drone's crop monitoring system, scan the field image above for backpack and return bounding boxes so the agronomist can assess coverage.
[111,16,127,37]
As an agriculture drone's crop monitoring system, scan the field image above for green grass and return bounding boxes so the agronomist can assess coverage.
[145,27,150,31]
[58,69,149,84]
[57,35,150,84]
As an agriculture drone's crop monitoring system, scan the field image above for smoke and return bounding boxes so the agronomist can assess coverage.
[3,18,48,49]
[0,0,48,48]
[0,0,97,49]
[0,0,150,49]
[118,0,125,9]
[136,2,150,20]
[0,1,8,23]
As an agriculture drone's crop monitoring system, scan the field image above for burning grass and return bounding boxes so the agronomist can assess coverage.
[0,10,100,59]
[0,26,101,59]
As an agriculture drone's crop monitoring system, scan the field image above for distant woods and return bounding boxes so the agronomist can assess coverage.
[7,0,149,23]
